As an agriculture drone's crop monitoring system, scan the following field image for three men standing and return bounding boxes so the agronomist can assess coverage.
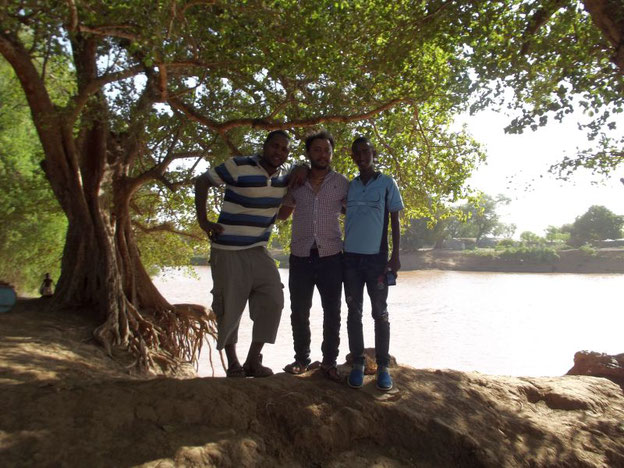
[195,130,403,391]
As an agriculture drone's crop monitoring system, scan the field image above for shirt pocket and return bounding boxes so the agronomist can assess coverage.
[347,190,383,214]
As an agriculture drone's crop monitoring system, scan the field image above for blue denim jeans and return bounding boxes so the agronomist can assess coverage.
[343,252,390,367]
[288,251,342,366]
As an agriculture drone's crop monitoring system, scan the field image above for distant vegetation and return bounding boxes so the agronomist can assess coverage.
[402,194,516,250]
[0,61,66,293]
[471,245,561,263]
[403,198,624,254]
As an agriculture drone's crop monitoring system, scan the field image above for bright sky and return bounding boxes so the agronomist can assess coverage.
[461,110,624,237]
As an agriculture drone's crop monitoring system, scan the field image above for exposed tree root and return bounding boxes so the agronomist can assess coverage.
[94,300,218,376]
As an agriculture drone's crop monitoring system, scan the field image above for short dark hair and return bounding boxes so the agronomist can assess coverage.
[351,136,372,152]
[305,130,335,152]
[264,130,290,145]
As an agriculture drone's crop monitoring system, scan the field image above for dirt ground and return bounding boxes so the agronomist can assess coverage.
[2,299,624,467]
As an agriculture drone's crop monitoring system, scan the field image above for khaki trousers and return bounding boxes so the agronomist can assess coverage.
[210,246,284,349]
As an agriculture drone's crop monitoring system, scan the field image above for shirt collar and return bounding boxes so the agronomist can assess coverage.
[355,171,381,184]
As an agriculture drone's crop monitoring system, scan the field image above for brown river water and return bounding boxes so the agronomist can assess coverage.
[153,267,622,378]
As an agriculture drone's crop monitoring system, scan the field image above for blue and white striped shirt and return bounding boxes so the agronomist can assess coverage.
[204,155,290,250]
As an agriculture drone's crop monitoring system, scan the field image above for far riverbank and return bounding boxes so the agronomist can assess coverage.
[268,248,624,274]
[399,248,624,274]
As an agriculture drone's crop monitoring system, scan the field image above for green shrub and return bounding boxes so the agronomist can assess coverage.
[467,248,497,257]
[578,243,597,256]
[468,245,559,262]
[495,238,517,249]
[498,246,559,262]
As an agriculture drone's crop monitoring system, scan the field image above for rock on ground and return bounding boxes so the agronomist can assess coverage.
[567,350,624,385]
[2,300,624,467]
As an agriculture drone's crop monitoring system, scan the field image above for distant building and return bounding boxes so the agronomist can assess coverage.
[595,239,624,248]
[477,237,500,248]
[442,238,477,250]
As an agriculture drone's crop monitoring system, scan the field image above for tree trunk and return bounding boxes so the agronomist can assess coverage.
[583,0,624,73]
[46,126,214,373]
[0,32,216,375]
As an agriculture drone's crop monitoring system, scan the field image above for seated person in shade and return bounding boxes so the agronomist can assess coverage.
[39,273,55,297]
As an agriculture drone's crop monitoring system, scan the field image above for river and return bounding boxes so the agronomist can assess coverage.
[153,267,622,378]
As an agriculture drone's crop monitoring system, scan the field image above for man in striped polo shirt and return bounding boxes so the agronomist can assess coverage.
[278,130,349,382]
[195,130,292,378]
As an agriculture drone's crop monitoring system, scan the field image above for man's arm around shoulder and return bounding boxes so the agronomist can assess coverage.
[277,205,294,220]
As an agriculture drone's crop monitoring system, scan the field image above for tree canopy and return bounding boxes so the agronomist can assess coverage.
[452,194,512,242]
[466,0,624,178]
[566,205,624,245]
[0,0,484,372]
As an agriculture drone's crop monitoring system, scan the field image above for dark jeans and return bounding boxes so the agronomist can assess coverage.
[289,251,342,366]
[343,252,390,367]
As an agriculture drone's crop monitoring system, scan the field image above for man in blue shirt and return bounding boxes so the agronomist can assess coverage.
[344,137,404,391]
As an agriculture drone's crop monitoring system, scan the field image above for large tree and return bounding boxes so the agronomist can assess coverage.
[403,193,513,249]
[567,205,624,245]
[454,194,512,242]
[0,1,482,372]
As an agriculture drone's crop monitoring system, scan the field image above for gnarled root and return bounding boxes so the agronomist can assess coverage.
[94,300,219,376]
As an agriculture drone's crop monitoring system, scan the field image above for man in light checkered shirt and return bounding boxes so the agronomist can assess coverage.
[278,130,348,382]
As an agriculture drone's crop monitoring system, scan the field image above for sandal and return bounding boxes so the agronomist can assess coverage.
[226,363,246,378]
[243,354,273,378]
[283,360,310,375]
[321,364,342,383]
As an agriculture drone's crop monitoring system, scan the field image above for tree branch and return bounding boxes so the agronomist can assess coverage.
[69,65,145,123]
[129,127,209,190]
[520,0,569,55]
[0,32,55,119]
[181,0,217,16]
[132,220,204,240]
[167,97,413,133]
[157,63,169,101]
[76,25,138,41]
[583,0,624,72]
[66,0,79,31]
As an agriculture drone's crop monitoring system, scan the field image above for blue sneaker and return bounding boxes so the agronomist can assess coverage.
[347,365,364,389]
[376,367,393,391]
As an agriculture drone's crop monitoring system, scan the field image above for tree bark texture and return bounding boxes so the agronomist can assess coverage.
[583,0,624,73]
